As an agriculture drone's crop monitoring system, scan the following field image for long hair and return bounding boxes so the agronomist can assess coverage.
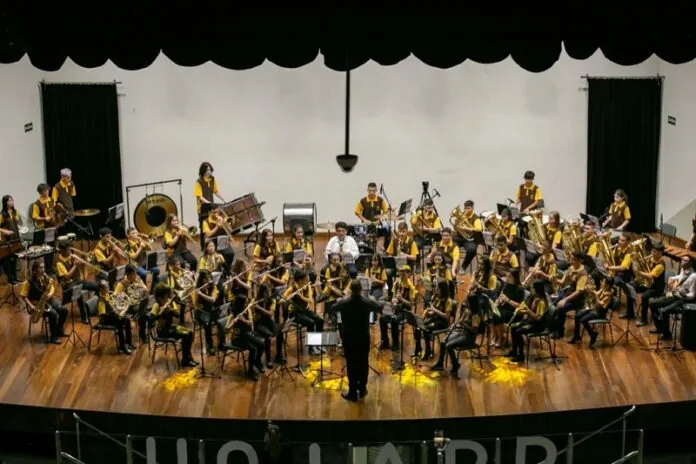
[479,256,492,283]
[436,278,450,301]
[196,269,212,288]
[260,229,274,247]
[165,213,178,230]
[1,195,13,214]
[614,189,628,203]
[198,162,213,178]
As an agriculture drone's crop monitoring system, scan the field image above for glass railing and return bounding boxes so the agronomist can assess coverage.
[54,406,644,464]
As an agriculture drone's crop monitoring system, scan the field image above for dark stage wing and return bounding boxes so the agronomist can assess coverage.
[1,10,696,72]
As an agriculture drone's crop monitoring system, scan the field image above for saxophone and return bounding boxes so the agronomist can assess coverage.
[561,219,583,255]
[31,275,54,324]
[630,239,654,288]
[526,209,546,244]
[449,206,473,239]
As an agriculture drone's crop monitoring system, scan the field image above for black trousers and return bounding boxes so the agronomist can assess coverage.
[379,310,407,347]
[573,309,604,338]
[100,314,133,349]
[194,309,225,350]
[43,297,68,340]
[344,342,369,394]
[650,295,684,337]
[435,330,475,366]
[159,326,194,361]
[234,330,265,373]
[62,280,99,321]
[627,285,661,321]
[198,214,207,251]
[255,317,281,362]
[0,255,17,283]
[511,321,542,354]
[555,294,584,336]
[414,319,447,353]
[174,250,198,272]
[292,309,324,332]
[455,239,477,272]
[219,247,235,271]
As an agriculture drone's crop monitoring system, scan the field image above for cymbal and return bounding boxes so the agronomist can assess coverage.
[133,193,178,238]
[74,208,100,217]
[316,221,337,230]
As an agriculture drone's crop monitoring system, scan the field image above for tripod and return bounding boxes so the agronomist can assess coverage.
[416,181,441,273]
[193,321,221,379]
[64,286,86,348]
[267,330,296,381]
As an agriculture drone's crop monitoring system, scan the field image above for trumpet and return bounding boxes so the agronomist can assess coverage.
[176,224,199,242]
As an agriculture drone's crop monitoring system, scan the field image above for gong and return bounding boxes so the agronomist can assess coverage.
[133,193,178,238]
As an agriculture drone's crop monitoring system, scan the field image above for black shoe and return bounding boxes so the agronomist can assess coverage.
[126,344,136,351]
[449,361,460,374]
[118,347,132,355]
[381,342,390,351]
[512,354,525,363]
[589,332,598,347]
[49,338,61,345]
[274,356,286,364]
[430,363,444,371]
[423,350,434,360]
[256,364,265,374]
[504,350,517,358]
[636,320,648,327]
[619,314,635,320]
[649,328,659,334]
[568,337,581,344]
[359,389,368,398]
[181,359,197,367]
[266,361,274,369]
[392,343,399,351]
[341,392,359,402]
[248,372,259,381]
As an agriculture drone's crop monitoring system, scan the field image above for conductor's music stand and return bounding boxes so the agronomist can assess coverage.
[64,283,86,348]
[306,331,341,386]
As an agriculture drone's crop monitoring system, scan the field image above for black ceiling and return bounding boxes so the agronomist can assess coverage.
[2,11,696,73]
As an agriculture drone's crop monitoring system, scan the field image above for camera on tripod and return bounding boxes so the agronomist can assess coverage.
[422,181,430,194]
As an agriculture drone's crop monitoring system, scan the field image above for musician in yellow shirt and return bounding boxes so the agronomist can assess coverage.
[410,200,442,250]
[553,251,588,339]
[194,162,226,250]
[569,272,614,346]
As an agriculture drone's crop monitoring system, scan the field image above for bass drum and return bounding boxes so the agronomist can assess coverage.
[133,193,178,238]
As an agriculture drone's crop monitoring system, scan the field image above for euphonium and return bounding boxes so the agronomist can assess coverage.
[597,232,616,270]
[561,219,583,255]
[526,209,546,244]
[449,206,473,239]
[484,212,505,237]
[630,239,654,288]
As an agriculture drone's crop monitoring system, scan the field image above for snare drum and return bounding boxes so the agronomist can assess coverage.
[66,233,77,241]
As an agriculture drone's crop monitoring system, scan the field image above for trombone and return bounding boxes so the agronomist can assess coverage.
[70,248,104,275]
[176,224,199,243]
[105,236,133,264]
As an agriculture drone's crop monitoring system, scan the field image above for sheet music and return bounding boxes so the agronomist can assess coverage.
[594,258,606,272]
[155,249,167,266]
[212,272,222,285]
[71,284,83,301]
[524,239,537,254]
[44,227,56,243]
[553,248,567,263]
[394,256,407,269]
[293,249,306,262]
[483,231,494,247]
[307,332,323,346]
[215,235,229,251]
[116,265,126,281]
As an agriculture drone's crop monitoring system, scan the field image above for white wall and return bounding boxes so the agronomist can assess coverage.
[658,59,696,237]
[0,51,660,230]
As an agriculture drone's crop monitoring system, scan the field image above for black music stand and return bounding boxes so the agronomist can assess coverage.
[64,284,86,348]
[613,287,646,348]
[106,203,125,239]
[0,238,22,309]
[267,331,296,381]
[394,311,431,384]
[194,304,227,380]
[306,331,341,386]
[146,249,167,270]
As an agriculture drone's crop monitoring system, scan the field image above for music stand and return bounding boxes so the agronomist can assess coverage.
[394,311,430,384]
[267,325,297,381]
[306,331,341,386]
[194,303,226,380]
[64,283,86,348]
[146,250,167,270]
[614,285,646,347]
[211,235,229,251]
[107,266,126,288]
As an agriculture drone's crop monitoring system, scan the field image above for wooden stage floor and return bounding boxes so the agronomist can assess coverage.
[1,235,696,422]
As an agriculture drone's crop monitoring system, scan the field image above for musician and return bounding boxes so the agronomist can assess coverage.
[253,273,284,367]
[332,279,380,401]
[163,214,198,271]
[526,241,558,292]
[580,220,599,258]
[322,222,359,278]
[226,259,251,305]
[166,256,192,322]
[201,210,235,270]
[32,183,56,230]
[354,182,391,249]
[415,279,453,360]
[285,224,316,283]
[607,233,634,319]
[281,270,324,354]
[492,269,524,346]
[253,229,281,271]
[366,254,388,301]
[602,189,631,231]
[411,200,442,250]
[198,240,225,274]
[150,283,198,368]
[55,241,99,324]
[468,256,498,304]
[649,256,696,341]
[191,269,226,356]
[0,195,21,283]
[51,168,76,215]
[489,234,520,278]
[226,292,265,381]
[124,227,160,287]
[451,200,481,272]
[431,297,481,375]
[553,251,589,339]
[94,227,119,273]
[321,253,349,305]
[20,261,67,344]
[569,272,614,346]
[627,242,665,327]
[508,280,548,362]
[385,221,418,292]
[544,212,563,249]
[515,170,543,213]
[424,252,453,304]
[194,161,226,250]
[499,208,518,246]
[114,264,149,343]
[97,280,134,354]
[429,227,460,278]
[686,213,696,251]
[379,264,416,350]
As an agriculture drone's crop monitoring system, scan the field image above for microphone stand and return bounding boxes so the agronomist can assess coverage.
[381,185,395,252]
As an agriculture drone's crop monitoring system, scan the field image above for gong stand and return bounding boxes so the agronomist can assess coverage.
[125,179,184,238]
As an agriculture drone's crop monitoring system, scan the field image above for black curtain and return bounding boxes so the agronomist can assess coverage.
[585,77,663,233]
[41,83,123,234]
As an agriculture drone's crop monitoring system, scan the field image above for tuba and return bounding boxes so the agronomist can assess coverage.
[629,239,653,288]
[526,209,546,244]
[561,219,583,255]
[597,232,616,271]
[484,212,505,237]
[449,206,473,239]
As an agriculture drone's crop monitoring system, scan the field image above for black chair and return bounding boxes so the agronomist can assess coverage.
[86,296,120,352]
[524,306,556,366]
[219,343,249,376]
[23,299,50,344]
[581,296,618,346]
[149,323,182,369]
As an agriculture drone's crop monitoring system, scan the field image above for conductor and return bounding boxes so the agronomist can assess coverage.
[333,279,379,402]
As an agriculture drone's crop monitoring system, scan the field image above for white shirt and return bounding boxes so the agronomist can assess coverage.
[324,235,360,261]
[670,268,696,300]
